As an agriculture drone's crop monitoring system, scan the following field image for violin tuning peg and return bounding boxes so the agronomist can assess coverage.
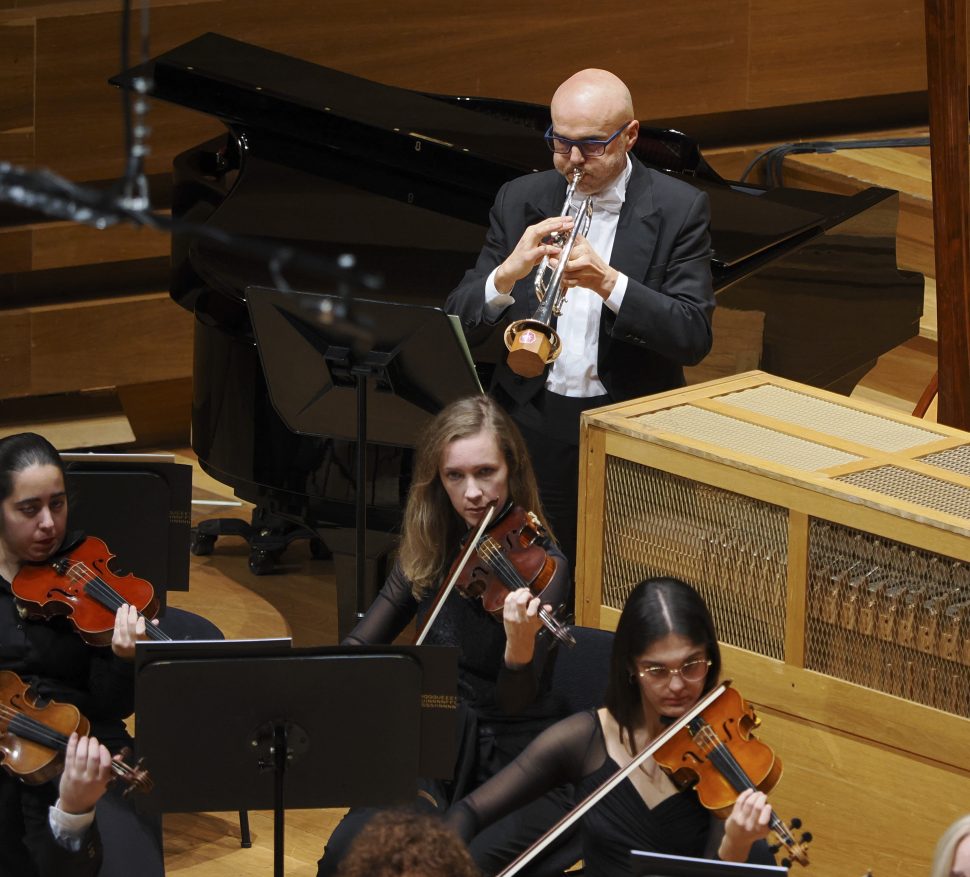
[789,817,802,829]
[768,844,781,855]
[780,858,792,869]
[801,832,813,843]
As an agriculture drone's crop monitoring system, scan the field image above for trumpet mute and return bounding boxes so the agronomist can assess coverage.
[504,319,562,378]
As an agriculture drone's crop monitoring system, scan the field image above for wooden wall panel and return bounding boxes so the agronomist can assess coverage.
[0,130,33,166]
[30,220,169,270]
[27,293,193,395]
[748,0,928,107]
[34,1,225,181]
[0,221,168,270]
[0,21,33,132]
[0,228,31,273]
[0,310,31,397]
[214,0,751,117]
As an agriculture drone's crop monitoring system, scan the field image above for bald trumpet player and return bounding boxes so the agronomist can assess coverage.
[446,68,715,573]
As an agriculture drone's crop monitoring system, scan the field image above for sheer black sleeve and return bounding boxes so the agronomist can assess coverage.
[445,709,603,842]
[494,539,571,714]
[341,561,419,646]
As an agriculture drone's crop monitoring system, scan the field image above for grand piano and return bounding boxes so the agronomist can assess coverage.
[118,33,923,634]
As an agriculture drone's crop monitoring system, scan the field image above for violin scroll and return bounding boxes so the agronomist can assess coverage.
[768,816,812,867]
[112,747,154,796]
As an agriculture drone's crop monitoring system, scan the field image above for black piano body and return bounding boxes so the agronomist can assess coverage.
[118,34,923,632]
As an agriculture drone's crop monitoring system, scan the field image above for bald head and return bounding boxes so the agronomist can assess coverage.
[548,69,638,195]
[551,69,635,132]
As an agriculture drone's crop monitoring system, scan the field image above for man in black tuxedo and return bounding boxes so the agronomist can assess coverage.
[446,69,715,573]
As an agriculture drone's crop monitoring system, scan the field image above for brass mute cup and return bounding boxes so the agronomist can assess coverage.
[504,319,562,378]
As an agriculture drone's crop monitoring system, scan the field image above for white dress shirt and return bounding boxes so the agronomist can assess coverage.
[484,156,632,398]
[48,800,95,851]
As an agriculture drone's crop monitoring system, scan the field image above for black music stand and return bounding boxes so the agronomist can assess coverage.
[135,640,454,877]
[245,286,481,636]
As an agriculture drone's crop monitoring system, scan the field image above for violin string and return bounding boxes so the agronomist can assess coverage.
[63,562,171,641]
[476,539,568,639]
[690,721,796,846]
[0,704,71,749]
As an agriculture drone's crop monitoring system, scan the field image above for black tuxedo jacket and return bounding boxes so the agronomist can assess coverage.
[445,159,715,407]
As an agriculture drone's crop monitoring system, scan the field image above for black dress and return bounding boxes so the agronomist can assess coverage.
[446,710,775,877]
[318,539,578,877]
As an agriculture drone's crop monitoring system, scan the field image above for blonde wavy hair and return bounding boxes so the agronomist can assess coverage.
[930,814,970,877]
[398,395,551,598]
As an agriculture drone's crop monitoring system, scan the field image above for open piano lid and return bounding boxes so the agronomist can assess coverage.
[113,31,830,273]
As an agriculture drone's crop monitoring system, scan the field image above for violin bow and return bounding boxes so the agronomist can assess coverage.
[414,503,497,646]
[496,682,732,877]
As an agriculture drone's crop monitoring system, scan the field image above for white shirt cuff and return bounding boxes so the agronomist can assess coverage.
[603,272,628,314]
[484,267,516,322]
[49,800,96,851]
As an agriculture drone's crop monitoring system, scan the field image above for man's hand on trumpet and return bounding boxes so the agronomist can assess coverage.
[494,215,574,295]
[549,233,620,300]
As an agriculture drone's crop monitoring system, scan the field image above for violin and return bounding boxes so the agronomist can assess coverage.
[496,682,809,877]
[12,536,171,646]
[654,684,810,867]
[0,670,152,794]
[445,504,575,648]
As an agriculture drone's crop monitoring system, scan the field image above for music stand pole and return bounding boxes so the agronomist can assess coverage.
[271,723,286,877]
[355,366,367,619]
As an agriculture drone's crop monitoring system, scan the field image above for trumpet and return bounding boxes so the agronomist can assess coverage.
[503,169,593,379]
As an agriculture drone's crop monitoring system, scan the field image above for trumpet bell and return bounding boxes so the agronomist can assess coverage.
[503,319,562,378]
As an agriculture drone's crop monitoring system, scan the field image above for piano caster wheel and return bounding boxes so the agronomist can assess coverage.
[191,531,216,556]
[248,548,278,576]
[309,538,332,561]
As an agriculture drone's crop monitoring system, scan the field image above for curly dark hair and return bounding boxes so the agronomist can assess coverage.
[335,809,481,877]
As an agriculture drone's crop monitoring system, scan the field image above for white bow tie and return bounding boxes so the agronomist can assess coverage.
[572,193,623,216]
[596,192,624,215]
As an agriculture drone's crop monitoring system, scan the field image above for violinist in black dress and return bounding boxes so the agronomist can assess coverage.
[0,432,158,877]
[446,578,778,876]
[317,395,575,876]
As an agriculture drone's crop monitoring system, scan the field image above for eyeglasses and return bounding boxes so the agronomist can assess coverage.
[636,658,712,683]
[544,122,632,157]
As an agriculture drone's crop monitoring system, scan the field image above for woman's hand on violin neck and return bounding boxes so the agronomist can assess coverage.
[57,732,113,815]
[719,788,772,863]
[502,588,548,669]
[111,604,158,659]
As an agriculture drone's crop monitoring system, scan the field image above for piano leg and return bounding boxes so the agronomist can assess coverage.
[192,507,330,575]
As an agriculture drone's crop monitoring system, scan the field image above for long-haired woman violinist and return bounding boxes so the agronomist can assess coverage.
[446,577,779,876]
[0,432,158,877]
[317,395,576,877]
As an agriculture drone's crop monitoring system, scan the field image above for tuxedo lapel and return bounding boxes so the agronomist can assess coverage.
[522,174,568,226]
[609,160,661,281]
